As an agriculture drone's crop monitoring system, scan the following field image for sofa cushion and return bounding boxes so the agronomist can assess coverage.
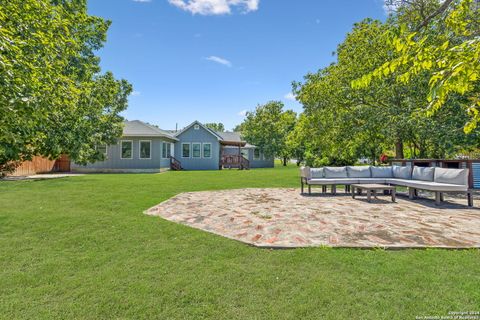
[392,165,412,179]
[347,166,371,178]
[310,168,324,179]
[434,167,469,186]
[405,180,467,192]
[357,178,389,184]
[371,166,393,178]
[308,178,358,185]
[300,166,310,178]
[324,166,348,178]
[386,178,413,187]
[387,178,467,191]
[412,166,435,182]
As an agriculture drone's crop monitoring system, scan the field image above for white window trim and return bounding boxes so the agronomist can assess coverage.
[161,142,171,159]
[139,140,152,160]
[194,124,200,130]
[120,140,133,160]
[192,142,202,158]
[181,143,191,158]
[253,148,261,160]
[202,143,212,159]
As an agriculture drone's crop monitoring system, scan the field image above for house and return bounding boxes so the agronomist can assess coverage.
[71,120,274,172]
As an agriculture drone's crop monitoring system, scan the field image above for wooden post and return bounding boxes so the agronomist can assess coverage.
[467,190,473,207]
[409,188,415,199]
[435,192,441,206]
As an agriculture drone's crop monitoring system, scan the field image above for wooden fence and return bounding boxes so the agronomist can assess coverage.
[10,155,70,176]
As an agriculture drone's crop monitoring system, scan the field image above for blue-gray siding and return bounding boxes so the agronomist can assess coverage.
[71,136,174,171]
[174,125,220,170]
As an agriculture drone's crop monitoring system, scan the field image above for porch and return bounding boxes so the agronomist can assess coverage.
[219,141,250,170]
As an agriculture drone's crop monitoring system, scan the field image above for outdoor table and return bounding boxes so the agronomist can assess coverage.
[351,184,396,203]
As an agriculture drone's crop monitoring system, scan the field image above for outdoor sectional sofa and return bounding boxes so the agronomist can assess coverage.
[300,165,473,207]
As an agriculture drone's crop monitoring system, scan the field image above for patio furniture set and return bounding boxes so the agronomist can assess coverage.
[300,165,473,206]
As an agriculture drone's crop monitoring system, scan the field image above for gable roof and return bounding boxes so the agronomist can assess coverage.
[215,131,243,143]
[174,120,223,140]
[123,120,178,140]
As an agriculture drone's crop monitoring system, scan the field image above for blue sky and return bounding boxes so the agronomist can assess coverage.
[88,0,387,131]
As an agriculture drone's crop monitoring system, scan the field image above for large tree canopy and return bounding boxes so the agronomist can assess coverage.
[0,0,132,174]
[291,1,479,166]
[354,0,480,132]
[240,101,297,166]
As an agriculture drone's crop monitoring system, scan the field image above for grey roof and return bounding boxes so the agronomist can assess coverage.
[215,131,244,143]
[123,120,178,140]
[174,120,223,140]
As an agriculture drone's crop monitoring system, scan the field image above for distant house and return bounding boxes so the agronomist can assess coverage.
[71,120,274,172]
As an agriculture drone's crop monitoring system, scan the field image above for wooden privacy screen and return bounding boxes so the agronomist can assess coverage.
[10,155,70,176]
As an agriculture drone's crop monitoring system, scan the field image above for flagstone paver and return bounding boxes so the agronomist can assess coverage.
[145,188,480,248]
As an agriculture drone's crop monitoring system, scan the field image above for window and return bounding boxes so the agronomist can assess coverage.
[139,140,151,159]
[96,144,107,156]
[182,143,190,158]
[194,124,200,130]
[121,140,133,159]
[162,142,171,158]
[253,148,261,160]
[192,143,201,158]
[203,143,211,158]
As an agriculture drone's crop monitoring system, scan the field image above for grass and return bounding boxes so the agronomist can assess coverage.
[1,164,479,319]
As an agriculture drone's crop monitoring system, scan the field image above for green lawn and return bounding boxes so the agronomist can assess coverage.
[1,164,479,319]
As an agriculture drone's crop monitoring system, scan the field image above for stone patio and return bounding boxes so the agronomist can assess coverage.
[145,188,480,249]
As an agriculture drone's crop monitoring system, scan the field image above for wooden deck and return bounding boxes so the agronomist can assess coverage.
[220,155,250,170]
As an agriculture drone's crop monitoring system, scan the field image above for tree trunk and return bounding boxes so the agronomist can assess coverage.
[395,140,404,159]
[283,157,287,166]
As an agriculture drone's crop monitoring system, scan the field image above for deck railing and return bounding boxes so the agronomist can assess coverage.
[220,155,250,170]
[168,156,182,171]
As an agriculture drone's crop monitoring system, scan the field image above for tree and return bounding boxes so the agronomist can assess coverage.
[241,101,297,166]
[204,123,225,132]
[0,0,132,175]
[232,123,244,132]
[293,11,478,165]
[353,0,480,132]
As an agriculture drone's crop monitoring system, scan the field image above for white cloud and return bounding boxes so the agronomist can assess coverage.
[168,0,259,15]
[131,91,141,96]
[238,109,248,116]
[382,0,400,15]
[133,0,152,2]
[205,55,232,67]
[284,92,296,101]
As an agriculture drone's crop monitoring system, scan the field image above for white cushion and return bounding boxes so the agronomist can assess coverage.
[324,166,348,178]
[357,178,388,184]
[386,178,413,187]
[386,179,467,192]
[310,168,324,179]
[371,166,393,178]
[434,167,468,186]
[405,180,467,192]
[412,166,434,181]
[347,166,371,178]
[308,178,358,185]
[392,165,412,179]
[300,166,310,178]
